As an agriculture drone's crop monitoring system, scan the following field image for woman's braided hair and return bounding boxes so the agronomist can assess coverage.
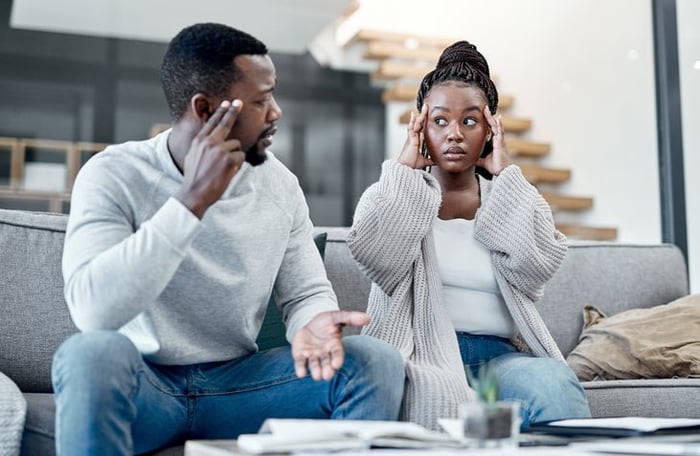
[417,41,499,177]
[417,40,498,114]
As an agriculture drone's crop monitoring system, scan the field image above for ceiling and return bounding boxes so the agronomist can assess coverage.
[9,0,353,54]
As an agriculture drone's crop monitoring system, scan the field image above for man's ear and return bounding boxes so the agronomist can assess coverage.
[190,93,213,123]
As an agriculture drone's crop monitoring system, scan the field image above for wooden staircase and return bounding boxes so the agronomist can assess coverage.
[348,29,617,241]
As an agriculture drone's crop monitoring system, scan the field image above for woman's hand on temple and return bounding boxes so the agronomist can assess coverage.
[398,104,434,170]
[478,106,513,176]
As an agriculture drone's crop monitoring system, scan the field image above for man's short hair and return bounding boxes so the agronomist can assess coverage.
[160,23,268,121]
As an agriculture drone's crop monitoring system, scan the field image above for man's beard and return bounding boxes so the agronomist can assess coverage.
[245,127,274,166]
[245,143,267,166]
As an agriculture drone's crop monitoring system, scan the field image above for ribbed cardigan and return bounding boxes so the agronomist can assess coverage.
[347,160,568,430]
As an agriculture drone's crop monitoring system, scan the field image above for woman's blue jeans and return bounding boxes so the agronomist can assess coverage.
[51,331,405,455]
[457,332,591,430]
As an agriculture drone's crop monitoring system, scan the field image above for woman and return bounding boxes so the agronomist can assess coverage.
[347,41,590,431]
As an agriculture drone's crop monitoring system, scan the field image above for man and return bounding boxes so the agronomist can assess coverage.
[52,23,404,455]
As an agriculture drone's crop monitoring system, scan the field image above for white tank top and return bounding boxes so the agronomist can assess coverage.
[432,217,515,338]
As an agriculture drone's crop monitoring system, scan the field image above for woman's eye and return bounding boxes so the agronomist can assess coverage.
[464,118,476,126]
[434,118,447,126]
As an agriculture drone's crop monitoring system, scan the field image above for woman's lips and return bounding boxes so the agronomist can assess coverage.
[444,146,466,158]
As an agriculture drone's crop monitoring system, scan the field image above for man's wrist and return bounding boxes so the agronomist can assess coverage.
[174,191,207,219]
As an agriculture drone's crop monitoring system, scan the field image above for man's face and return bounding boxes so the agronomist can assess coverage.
[224,54,282,165]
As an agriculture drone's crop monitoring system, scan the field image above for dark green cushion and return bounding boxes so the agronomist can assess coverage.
[255,233,327,351]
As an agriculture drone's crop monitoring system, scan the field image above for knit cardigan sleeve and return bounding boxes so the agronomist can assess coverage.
[347,160,441,296]
[475,164,567,302]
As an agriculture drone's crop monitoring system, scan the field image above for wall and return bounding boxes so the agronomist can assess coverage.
[341,0,700,291]
[372,0,662,245]
[0,1,385,226]
[678,0,700,292]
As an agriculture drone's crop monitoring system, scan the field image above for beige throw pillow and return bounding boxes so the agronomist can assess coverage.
[566,294,700,381]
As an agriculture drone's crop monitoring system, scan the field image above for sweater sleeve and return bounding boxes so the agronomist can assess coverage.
[474,164,567,302]
[62,164,202,332]
[347,160,441,296]
[274,184,340,343]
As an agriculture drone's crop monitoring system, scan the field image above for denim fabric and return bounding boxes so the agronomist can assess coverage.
[52,331,404,455]
[457,332,591,430]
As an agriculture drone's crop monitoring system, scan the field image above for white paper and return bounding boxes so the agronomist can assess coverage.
[547,417,700,433]
[237,419,460,454]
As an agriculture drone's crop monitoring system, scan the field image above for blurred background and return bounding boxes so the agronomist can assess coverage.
[0,0,698,291]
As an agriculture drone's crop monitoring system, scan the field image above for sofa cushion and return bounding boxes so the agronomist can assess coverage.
[566,295,700,381]
[255,233,327,351]
[583,378,700,418]
[536,243,689,356]
[0,209,76,393]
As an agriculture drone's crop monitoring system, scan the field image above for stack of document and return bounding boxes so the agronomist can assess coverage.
[236,419,462,454]
[527,417,700,438]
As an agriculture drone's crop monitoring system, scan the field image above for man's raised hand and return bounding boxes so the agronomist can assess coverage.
[176,99,245,219]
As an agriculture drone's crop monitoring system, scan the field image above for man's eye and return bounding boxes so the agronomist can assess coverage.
[464,118,476,126]
[434,118,447,126]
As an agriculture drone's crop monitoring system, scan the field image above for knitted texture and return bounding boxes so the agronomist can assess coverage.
[476,164,567,360]
[0,372,26,456]
[348,161,567,430]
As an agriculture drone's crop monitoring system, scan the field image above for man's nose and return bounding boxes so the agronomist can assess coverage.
[269,98,282,122]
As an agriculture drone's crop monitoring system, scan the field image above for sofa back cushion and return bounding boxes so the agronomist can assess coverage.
[0,209,77,393]
[317,228,371,336]
[537,242,689,356]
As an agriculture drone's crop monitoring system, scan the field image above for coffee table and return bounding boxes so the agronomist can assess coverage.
[184,439,596,455]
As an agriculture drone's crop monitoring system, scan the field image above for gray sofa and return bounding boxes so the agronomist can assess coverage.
[1,208,699,455]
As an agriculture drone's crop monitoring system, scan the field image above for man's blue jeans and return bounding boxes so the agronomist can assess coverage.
[52,331,405,455]
[457,332,591,430]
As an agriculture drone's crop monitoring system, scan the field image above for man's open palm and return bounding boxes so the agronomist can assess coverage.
[292,310,370,381]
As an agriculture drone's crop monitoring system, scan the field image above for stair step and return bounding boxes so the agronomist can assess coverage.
[505,138,550,157]
[372,61,435,82]
[399,110,531,133]
[540,192,593,211]
[557,223,618,241]
[348,29,457,49]
[383,83,514,108]
[518,163,571,184]
[364,41,442,62]
[500,116,531,133]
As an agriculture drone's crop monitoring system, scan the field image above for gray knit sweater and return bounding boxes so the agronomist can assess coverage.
[63,130,338,365]
[347,160,567,430]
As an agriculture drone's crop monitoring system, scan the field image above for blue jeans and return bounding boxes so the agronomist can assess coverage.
[457,332,591,430]
[51,331,405,455]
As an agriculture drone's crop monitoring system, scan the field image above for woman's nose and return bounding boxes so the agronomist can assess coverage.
[447,123,463,141]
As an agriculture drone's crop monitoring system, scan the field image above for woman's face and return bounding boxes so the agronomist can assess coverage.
[423,82,490,174]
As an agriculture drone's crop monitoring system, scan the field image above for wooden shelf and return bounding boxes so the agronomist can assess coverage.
[518,163,571,184]
[541,192,593,211]
[0,187,71,213]
[0,137,108,212]
[557,223,618,241]
[0,137,106,190]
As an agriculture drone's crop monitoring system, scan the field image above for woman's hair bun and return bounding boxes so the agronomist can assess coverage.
[436,40,490,77]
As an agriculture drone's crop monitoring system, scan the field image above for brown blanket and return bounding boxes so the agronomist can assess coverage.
[566,294,700,381]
